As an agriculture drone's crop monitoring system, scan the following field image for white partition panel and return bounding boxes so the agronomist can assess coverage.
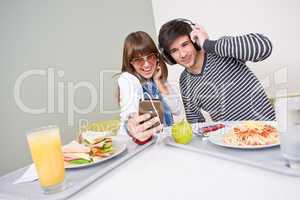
[152,0,300,95]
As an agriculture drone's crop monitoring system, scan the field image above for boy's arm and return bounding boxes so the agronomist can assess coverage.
[203,33,273,62]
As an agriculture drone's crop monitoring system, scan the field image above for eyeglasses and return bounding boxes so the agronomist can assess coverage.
[131,53,158,66]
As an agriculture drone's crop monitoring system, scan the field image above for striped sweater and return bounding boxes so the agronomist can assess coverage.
[180,33,276,123]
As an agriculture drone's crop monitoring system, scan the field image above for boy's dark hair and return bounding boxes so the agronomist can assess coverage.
[158,18,201,65]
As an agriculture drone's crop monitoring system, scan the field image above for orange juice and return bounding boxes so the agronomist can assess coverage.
[27,126,65,189]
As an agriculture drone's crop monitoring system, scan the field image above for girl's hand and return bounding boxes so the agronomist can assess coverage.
[153,65,162,82]
[153,62,169,95]
[127,113,162,142]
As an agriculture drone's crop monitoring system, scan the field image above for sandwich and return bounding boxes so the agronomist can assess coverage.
[80,132,114,157]
[62,140,92,165]
[90,137,113,157]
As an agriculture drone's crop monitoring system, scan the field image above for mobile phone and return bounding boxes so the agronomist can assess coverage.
[139,99,164,128]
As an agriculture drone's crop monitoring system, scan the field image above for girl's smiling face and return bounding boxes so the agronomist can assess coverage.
[130,53,158,79]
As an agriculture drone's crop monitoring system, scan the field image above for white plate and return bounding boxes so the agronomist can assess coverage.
[207,121,280,149]
[65,137,127,169]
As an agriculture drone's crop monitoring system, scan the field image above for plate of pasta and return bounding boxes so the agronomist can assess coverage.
[208,121,280,149]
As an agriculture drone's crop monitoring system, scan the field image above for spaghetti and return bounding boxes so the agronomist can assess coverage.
[224,121,279,146]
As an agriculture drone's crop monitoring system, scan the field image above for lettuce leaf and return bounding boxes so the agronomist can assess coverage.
[69,159,91,164]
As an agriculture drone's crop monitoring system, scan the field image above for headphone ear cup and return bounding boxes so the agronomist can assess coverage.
[160,48,177,65]
[193,42,202,51]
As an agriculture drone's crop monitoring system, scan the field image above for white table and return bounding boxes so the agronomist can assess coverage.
[70,138,300,200]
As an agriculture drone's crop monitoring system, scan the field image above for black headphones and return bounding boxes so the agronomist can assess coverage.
[158,18,202,65]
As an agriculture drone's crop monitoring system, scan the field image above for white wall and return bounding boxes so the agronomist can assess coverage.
[151,0,300,96]
[0,0,157,176]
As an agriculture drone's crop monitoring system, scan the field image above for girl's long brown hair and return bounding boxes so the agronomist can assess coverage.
[117,31,169,103]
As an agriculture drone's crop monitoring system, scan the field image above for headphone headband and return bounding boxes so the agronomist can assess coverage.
[175,18,196,26]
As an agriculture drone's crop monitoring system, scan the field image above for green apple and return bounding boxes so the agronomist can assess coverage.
[171,120,193,144]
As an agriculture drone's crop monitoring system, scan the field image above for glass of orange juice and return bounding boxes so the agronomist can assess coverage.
[27,125,66,194]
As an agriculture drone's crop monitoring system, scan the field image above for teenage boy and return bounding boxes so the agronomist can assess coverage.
[158,19,275,123]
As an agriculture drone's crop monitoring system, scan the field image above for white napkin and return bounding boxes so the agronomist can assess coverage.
[200,108,213,122]
[13,164,38,184]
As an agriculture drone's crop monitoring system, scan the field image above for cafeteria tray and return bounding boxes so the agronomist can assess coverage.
[0,136,156,200]
[164,135,300,177]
